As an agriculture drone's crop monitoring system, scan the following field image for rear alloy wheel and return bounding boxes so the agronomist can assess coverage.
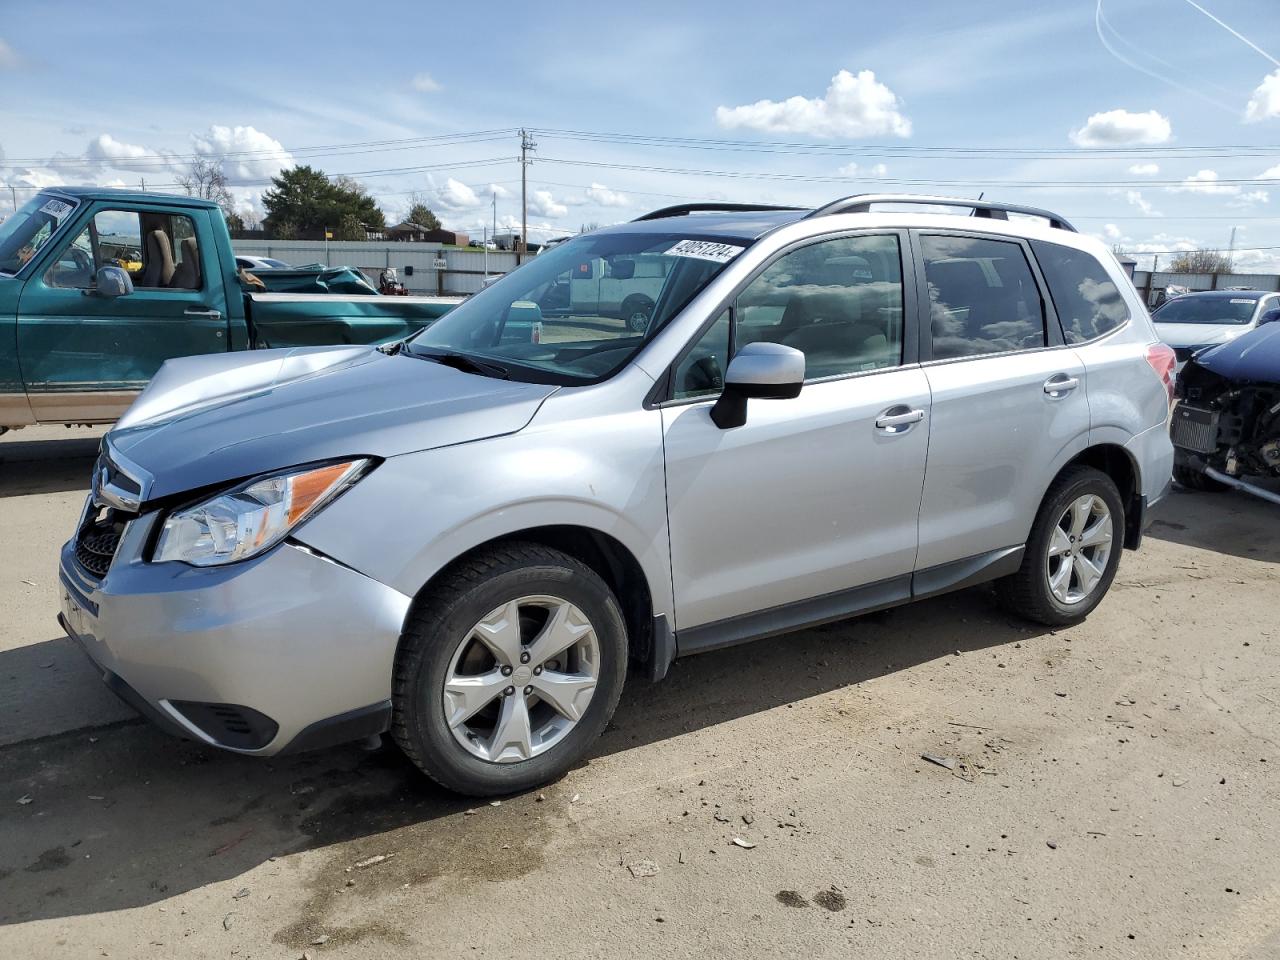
[392,543,627,796]
[996,466,1124,626]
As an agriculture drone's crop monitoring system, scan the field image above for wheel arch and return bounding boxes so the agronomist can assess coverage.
[400,524,659,673]
[1059,443,1143,549]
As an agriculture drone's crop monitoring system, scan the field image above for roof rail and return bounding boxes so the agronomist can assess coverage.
[806,194,1078,232]
[632,202,806,222]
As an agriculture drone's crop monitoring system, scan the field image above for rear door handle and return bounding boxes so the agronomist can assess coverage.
[1043,374,1080,397]
[875,406,925,432]
[184,307,222,320]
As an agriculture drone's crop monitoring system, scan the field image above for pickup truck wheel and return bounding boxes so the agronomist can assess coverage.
[1173,463,1229,492]
[995,466,1124,627]
[621,295,654,333]
[392,542,628,797]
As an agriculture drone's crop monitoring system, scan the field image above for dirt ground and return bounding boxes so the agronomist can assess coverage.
[1,425,1278,959]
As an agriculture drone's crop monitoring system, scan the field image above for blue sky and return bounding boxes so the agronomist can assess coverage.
[3,0,1279,268]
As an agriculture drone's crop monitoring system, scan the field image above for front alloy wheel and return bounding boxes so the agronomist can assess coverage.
[392,543,628,796]
[445,596,601,763]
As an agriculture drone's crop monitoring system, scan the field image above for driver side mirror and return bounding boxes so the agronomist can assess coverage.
[93,265,134,298]
[710,342,805,429]
[1260,307,1280,326]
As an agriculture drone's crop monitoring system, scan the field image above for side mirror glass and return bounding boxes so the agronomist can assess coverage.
[1259,307,1280,326]
[94,265,134,298]
[710,342,805,429]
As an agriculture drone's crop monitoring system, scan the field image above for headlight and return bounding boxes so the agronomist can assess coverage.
[154,460,370,566]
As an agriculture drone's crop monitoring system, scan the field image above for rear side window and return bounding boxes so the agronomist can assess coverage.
[921,235,1046,359]
[1031,240,1129,344]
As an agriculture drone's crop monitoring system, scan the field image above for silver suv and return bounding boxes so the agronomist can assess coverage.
[59,195,1176,796]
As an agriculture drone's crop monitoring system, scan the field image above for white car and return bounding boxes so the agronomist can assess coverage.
[235,255,292,271]
[1152,290,1280,370]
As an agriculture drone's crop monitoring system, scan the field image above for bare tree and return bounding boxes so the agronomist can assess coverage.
[1168,249,1234,274]
[176,157,235,219]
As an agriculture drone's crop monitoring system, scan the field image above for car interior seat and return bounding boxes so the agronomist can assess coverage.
[168,237,201,289]
[139,230,175,287]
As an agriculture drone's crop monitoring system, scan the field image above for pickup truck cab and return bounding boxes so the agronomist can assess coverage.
[0,187,460,431]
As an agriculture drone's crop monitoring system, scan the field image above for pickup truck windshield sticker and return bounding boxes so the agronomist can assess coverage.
[665,240,745,264]
[39,198,74,221]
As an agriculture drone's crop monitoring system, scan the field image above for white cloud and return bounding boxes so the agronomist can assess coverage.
[0,38,19,70]
[1103,223,1122,240]
[1169,169,1238,195]
[1127,163,1159,176]
[584,182,630,207]
[191,125,292,183]
[837,161,889,178]
[1260,162,1280,179]
[488,183,511,199]
[1228,189,1269,207]
[433,177,481,210]
[528,189,567,218]
[716,69,911,138]
[86,134,156,164]
[411,72,442,93]
[1126,190,1158,216]
[1245,69,1280,122]
[1070,109,1171,147]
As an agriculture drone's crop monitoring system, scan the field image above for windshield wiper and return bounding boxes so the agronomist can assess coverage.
[405,347,510,380]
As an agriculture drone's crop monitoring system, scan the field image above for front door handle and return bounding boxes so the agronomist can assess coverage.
[875,406,925,432]
[1043,374,1080,397]
[184,307,222,320]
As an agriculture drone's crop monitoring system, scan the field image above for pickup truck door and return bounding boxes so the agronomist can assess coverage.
[16,204,230,423]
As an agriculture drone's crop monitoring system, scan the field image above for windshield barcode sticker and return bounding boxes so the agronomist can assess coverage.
[1229,298,1255,304]
[40,198,74,221]
[665,240,744,263]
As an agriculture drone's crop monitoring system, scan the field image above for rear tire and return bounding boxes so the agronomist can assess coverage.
[995,466,1124,627]
[1173,462,1229,492]
[391,542,628,797]
[621,295,654,333]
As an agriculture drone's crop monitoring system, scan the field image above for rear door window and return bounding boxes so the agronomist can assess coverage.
[1030,240,1129,343]
[921,235,1046,359]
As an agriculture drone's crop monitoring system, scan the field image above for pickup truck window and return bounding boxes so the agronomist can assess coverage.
[0,193,77,276]
[44,209,204,291]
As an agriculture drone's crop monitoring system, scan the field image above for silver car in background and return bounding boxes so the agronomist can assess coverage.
[59,195,1175,796]
[1153,289,1280,371]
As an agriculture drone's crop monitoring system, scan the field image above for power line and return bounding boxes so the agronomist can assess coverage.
[535,156,1279,189]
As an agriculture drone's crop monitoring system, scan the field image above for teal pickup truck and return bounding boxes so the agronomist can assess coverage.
[0,188,461,432]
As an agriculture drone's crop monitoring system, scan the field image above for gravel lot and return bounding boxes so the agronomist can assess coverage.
[1,426,1278,959]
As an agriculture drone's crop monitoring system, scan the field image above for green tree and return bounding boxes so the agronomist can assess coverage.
[406,194,442,231]
[262,165,385,238]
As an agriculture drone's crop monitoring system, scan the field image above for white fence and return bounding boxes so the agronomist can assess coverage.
[232,239,525,295]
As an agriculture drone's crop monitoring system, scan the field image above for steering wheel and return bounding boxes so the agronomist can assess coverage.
[69,247,93,272]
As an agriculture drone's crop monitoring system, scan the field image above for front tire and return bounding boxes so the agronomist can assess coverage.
[391,543,628,796]
[995,466,1124,627]
[1173,462,1229,492]
[621,295,654,333]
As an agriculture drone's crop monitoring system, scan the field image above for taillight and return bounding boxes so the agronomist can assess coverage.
[1146,343,1176,406]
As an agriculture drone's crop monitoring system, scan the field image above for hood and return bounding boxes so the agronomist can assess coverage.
[1190,321,1280,384]
[108,345,558,501]
[1152,320,1252,349]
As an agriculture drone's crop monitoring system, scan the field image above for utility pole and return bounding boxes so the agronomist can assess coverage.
[8,185,16,212]
[1227,226,1238,270]
[139,177,146,191]
[519,128,536,257]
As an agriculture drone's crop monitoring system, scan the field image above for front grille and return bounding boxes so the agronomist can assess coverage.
[73,507,134,580]
[1170,405,1220,454]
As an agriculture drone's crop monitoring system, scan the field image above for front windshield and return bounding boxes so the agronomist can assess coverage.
[406,232,748,383]
[1154,295,1259,325]
[0,193,78,275]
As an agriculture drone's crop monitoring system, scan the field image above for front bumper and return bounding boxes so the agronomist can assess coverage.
[58,514,411,755]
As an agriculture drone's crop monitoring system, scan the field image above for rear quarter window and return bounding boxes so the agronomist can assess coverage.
[1030,240,1130,344]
